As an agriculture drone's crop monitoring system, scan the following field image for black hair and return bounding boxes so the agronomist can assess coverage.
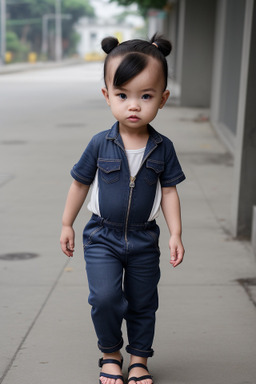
[101,33,172,90]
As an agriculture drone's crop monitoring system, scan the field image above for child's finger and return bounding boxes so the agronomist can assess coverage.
[60,238,74,257]
[66,241,75,257]
[173,257,182,267]
[60,239,68,254]
[68,239,74,251]
[170,248,184,267]
[170,248,177,264]
[176,251,185,267]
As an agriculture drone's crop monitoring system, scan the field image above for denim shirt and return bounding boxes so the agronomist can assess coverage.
[71,122,185,225]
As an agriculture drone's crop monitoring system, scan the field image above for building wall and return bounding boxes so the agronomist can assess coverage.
[231,0,256,238]
[210,0,255,238]
[75,18,135,58]
[178,0,216,107]
[162,0,256,241]
[214,0,246,141]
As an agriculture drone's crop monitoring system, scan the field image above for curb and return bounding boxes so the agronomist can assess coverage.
[0,58,85,75]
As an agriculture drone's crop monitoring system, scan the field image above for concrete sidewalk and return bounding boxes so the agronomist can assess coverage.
[0,78,256,384]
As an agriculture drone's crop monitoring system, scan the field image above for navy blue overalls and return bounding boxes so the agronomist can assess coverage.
[71,122,185,357]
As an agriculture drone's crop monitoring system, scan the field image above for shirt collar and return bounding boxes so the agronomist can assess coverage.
[106,122,163,145]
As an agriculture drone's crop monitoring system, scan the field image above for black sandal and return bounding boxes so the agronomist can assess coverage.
[99,357,124,384]
[128,363,153,383]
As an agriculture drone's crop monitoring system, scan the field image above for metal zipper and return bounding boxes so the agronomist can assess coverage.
[124,175,136,244]
[114,141,134,247]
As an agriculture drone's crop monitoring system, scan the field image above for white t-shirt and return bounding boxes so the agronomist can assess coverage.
[87,147,162,221]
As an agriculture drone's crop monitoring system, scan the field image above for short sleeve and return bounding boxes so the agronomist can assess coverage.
[160,140,185,187]
[70,136,98,185]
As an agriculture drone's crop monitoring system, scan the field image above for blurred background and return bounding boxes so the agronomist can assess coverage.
[0,0,146,63]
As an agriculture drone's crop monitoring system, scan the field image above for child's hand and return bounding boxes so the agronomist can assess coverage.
[169,235,185,268]
[60,225,75,257]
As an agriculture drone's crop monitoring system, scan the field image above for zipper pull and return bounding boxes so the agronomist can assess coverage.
[129,176,136,188]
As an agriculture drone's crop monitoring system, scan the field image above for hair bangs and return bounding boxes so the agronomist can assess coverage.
[113,53,148,88]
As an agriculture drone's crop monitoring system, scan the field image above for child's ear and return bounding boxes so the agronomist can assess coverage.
[159,90,170,109]
[102,88,110,106]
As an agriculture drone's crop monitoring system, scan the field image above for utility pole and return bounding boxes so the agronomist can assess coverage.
[0,0,6,65]
[55,0,62,61]
[42,13,71,57]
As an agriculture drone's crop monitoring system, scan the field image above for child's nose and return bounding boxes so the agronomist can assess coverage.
[128,100,141,111]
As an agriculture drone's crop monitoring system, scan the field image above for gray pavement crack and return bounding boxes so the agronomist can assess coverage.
[237,278,256,308]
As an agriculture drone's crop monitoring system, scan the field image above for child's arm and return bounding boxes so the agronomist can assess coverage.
[60,180,90,257]
[161,186,185,267]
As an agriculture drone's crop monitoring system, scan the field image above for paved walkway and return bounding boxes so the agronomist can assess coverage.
[0,65,256,384]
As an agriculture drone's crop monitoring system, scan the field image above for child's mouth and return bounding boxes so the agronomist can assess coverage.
[128,115,140,122]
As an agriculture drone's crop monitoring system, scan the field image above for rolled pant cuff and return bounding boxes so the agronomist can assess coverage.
[126,345,154,358]
[98,338,123,354]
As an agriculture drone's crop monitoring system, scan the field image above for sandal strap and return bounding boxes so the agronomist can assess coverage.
[128,375,153,383]
[128,363,148,373]
[100,372,124,382]
[98,357,123,369]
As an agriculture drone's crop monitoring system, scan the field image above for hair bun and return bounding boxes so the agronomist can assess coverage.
[101,36,119,54]
[150,33,172,57]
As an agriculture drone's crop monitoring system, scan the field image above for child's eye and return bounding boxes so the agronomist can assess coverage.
[142,94,152,100]
[118,93,127,100]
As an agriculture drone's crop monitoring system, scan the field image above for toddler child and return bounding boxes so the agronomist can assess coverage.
[60,34,185,384]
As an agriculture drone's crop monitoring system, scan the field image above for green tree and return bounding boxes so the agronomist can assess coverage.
[6,0,95,60]
[6,30,30,62]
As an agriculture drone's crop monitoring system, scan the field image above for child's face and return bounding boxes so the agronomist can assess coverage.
[102,56,170,133]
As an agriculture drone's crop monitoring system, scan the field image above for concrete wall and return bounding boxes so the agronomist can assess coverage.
[218,0,245,137]
[210,0,255,238]
[178,0,216,107]
[231,0,256,238]
[163,0,256,243]
[211,0,246,152]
